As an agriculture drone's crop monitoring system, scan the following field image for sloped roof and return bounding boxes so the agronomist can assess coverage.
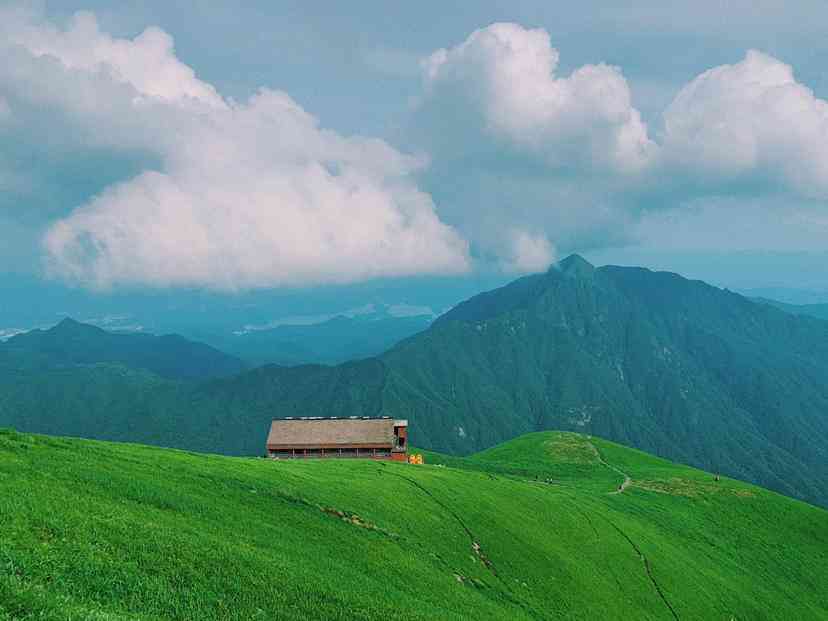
[267,418,395,448]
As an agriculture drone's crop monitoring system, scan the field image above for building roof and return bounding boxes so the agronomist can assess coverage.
[267,417,398,448]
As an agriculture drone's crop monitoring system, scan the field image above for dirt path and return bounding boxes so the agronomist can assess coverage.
[606,464,632,495]
[587,441,632,494]
[582,442,678,618]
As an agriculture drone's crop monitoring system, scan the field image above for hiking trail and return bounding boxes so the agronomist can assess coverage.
[588,441,632,494]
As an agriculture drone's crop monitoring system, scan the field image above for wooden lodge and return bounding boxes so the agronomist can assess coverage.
[266,416,409,461]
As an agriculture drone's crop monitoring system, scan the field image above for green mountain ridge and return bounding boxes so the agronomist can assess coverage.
[1,257,828,509]
[1,318,246,380]
[240,256,828,506]
[1,430,825,620]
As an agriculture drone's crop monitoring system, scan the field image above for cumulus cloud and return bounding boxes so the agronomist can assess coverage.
[412,23,654,267]
[0,7,469,289]
[44,115,470,289]
[4,9,225,110]
[413,26,828,266]
[418,25,828,199]
[6,8,828,286]
[420,23,656,174]
[499,230,556,273]
[661,49,828,198]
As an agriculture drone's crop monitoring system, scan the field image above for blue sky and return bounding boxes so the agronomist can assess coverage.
[3,0,828,323]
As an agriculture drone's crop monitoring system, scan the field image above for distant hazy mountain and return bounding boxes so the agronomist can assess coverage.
[1,318,246,380]
[2,259,828,508]
[741,286,828,305]
[196,313,433,366]
[752,297,828,322]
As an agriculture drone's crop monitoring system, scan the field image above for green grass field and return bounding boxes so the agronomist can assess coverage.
[1,428,826,620]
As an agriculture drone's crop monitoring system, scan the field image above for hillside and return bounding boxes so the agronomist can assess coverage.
[1,430,826,620]
[2,258,828,509]
[369,255,828,506]
[197,255,828,507]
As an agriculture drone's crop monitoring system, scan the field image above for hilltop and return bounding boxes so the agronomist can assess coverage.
[0,429,826,620]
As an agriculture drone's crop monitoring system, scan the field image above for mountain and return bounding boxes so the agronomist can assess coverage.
[196,313,433,367]
[2,258,828,509]
[1,318,246,380]
[199,255,828,507]
[742,286,828,305]
[752,296,828,321]
[2,429,826,620]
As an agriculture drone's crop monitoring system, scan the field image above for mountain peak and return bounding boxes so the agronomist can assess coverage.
[55,317,82,328]
[50,318,103,336]
[556,254,595,278]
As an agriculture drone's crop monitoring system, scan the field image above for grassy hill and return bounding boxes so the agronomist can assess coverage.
[1,430,826,620]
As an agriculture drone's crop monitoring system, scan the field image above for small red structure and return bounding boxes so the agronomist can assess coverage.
[266,416,408,461]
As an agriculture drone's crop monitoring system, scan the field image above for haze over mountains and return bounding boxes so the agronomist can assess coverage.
[1,257,827,508]
[193,311,433,367]
[752,297,828,322]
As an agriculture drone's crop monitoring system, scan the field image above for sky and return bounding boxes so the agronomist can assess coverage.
[3,0,828,329]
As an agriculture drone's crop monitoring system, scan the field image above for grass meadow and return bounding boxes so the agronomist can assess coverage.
[1,429,826,620]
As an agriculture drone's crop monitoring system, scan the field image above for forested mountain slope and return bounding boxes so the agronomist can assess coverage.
[214,255,828,506]
[1,318,245,380]
[370,255,828,505]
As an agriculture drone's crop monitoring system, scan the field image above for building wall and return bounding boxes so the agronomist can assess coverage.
[268,446,397,459]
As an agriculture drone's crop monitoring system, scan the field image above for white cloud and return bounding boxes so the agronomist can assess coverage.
[415,28,828,266]
[0,7,469,290]
[0,328,30,341]
[412,23,656,269]
[6,8,828,286]
[3,8,224,110]
[500,230,556,274]
[386,303,435,318]
[42,90,470,289]
[661,49,828,198]
[421,23,656,174]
